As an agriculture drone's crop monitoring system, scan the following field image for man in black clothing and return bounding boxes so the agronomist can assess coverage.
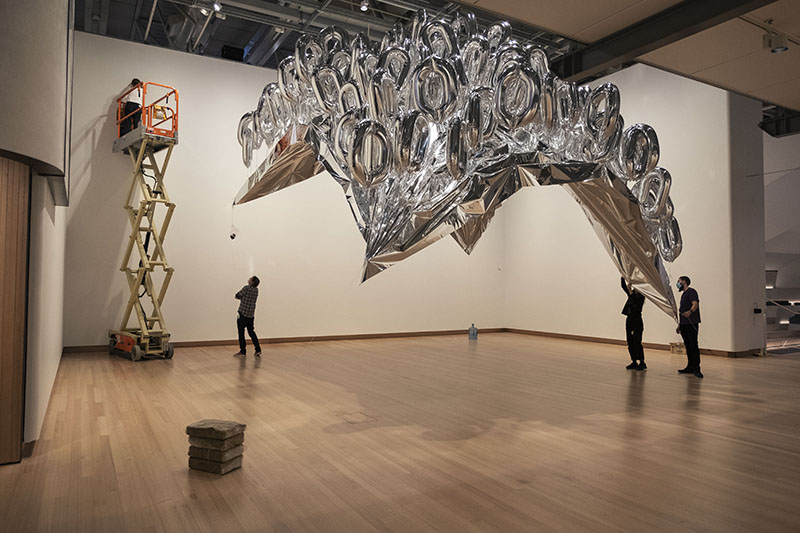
[120,78,142,136]
[621,277,646,370]
[675,275,702,378]
[234,276,262,357]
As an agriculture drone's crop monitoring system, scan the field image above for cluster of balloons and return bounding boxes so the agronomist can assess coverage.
[238,9,682,264]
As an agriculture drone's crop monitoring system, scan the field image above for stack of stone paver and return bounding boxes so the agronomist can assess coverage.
[186,419,246,475]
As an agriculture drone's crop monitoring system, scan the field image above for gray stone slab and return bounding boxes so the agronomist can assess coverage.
[188,445,244,462]
[186,419,246,439]
[188,433,244,450]
[189,455,243,475]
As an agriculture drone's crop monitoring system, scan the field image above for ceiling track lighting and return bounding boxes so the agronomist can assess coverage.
[763,20,789,54]
[213,1,222,12]
[360,0,369,12]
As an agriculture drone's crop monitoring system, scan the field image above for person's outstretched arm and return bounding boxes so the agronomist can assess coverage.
[621,276,631,295]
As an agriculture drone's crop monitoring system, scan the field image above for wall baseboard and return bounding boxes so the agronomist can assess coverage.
[21,440,36,458]
[62,328,760,358]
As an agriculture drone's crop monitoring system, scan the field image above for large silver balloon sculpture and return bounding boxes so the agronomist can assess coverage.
[234,10,682,318]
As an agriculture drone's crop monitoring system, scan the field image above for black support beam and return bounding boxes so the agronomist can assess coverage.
[551,0,777,83]
[760,109,800,137]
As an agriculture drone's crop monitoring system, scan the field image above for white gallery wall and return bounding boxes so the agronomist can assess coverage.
[503,65,765,353]
[763,131,800,289]
[65,34,765,353]
[25,176,67,442]
[65,33,505,347]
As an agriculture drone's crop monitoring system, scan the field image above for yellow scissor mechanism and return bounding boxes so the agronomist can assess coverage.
[109,82,179,361]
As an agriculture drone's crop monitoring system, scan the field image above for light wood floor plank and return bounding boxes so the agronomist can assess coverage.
[1,333,799,531]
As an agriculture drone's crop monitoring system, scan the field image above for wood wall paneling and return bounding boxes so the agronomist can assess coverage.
[0,156,30,464]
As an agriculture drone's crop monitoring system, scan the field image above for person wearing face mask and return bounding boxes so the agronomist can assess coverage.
[621,277,646,370]
[675,276,702,378]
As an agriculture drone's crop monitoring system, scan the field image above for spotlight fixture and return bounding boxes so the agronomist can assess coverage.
[213,1,222,12]
[763,20,789,53]
[200,7,209,15]
[360,0,368,12]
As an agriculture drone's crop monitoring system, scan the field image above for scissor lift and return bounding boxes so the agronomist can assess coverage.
[109,82,179,361]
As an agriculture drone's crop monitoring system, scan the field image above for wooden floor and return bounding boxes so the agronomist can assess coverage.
[2,333,800,532]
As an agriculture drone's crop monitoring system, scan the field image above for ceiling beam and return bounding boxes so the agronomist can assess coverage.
[129,0,144,40]
[760,109,800,137]
[259,0,335,67]
[84,0,110,34]
[245,27,279,65]
[551,0,778,83]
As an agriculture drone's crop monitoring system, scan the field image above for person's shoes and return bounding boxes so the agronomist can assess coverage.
[234,351,245,356]
[636,362,647,371]
[678,367,693,374]
[694,369,704,379]
[254,351,262,357]
[626,362,638,370]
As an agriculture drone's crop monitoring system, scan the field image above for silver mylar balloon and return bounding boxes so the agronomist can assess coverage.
[320,26,349,55]
[278,56,302,103]
[237,112,255,167]
[638,167,671,219]
[369,68,399,123]
[461,37,489,87]
[334,110,359,163]
[423,20,458,58]
[396,111,432,173]
[349,120,392,187]
[354,52,379,98]
[412,56,459,122]
[447,118,467,180]
[464,88,486,150]
[451,11,477,48]
[533,72,556,137]
[491,44,526,85]
[410,9,428,44]
[235,8,685,312]
[527,46,550,80]
[486,21,512,54]
[328,49,352,79]
[377,47,411,89]
[295,34,326,83]
[584,83,622,160]
[338,81,363,115]
[266,83,290,132]
[617,123,660,181]
[494,64,539,130]
[312,66,343,113]
[657,216,682,262]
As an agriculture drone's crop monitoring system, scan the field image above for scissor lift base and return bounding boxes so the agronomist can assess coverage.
[109,329,174,361]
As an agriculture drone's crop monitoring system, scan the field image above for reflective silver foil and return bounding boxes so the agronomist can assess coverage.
[233,9,682,318]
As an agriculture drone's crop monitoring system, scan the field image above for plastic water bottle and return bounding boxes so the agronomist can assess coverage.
[468,323,478,340]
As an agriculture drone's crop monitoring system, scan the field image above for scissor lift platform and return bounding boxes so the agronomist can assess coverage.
[109,81,179,362]
[113,125,178,155]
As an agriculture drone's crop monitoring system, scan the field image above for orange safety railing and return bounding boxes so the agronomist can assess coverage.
[117,82,179,138]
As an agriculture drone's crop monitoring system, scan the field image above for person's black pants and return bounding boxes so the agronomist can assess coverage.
[237,315,261,353]
[625,315,645,362]
[120,102,141,135]
[679,323,700,370]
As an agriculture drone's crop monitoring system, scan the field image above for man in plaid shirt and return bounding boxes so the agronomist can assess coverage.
[235,276,262,356]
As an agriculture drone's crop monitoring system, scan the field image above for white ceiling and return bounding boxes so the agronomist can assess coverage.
[468,0,682,43]
[640,1,800,111]
[465,0,800,111]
